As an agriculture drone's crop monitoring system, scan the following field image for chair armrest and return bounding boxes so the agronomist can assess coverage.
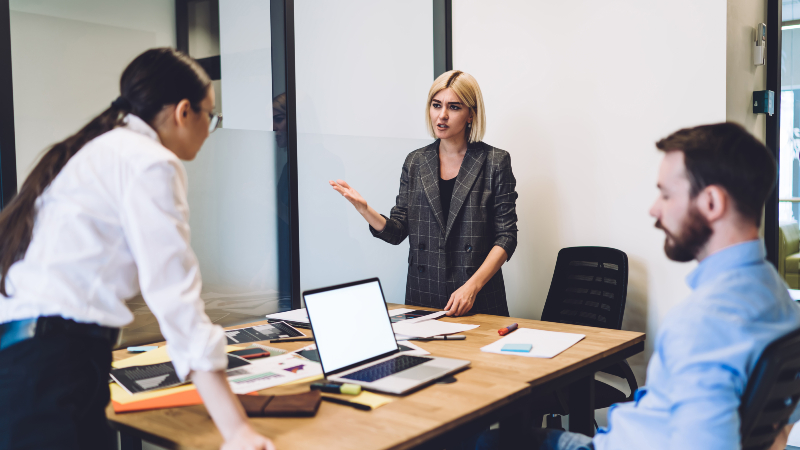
[599,360,638,401]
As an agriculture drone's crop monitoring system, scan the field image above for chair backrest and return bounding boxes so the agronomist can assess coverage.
[540,247,628,330]
[740,327,800,450]
[780,222,800,255]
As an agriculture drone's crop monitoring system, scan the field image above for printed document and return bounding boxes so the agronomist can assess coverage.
[480,328,585,358]
[392,320,479,338]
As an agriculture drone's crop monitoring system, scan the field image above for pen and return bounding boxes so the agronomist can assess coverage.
[311,382,362,395]
[498,323,518,336]
[407,335,466,341]
[127,345,159,353]
[321,396,371,410]
[270,337,314,343]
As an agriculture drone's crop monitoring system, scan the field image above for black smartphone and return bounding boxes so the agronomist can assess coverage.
[230,348,270,359]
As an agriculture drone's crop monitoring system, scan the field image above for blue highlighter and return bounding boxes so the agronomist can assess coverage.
[501,343,533,353]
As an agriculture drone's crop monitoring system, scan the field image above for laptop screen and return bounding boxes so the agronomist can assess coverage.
[304,279,398,374]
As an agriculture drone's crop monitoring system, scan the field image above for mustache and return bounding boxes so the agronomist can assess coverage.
[654,220,674,238]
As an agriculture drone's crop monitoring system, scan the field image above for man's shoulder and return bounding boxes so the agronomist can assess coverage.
[660,262,800,364]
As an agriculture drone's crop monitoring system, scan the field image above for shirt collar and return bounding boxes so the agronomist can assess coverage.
[685,239,766,289]
[123,114,161,143]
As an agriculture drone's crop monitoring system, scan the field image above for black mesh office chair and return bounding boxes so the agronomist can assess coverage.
[538,247,638,428]
[740,327,800,450]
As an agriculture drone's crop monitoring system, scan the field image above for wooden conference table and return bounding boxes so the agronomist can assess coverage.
[107,305,645,450]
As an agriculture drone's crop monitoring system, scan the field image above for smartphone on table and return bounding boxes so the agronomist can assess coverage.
[230,348,271,359]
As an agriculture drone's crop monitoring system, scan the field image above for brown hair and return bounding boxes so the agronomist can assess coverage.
[655,122,776,226]
[0,48,211,297]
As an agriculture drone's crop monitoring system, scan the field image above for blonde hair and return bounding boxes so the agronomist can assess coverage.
[425,70,486,143]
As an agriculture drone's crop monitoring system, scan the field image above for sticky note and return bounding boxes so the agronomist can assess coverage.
[501,343,533,353]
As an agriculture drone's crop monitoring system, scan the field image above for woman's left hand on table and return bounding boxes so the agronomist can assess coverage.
[444,281,480,316]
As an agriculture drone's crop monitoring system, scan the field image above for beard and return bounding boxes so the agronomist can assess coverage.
[655,206,712,262]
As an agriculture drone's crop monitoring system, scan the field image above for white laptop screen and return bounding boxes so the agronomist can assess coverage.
[304,280,397,374]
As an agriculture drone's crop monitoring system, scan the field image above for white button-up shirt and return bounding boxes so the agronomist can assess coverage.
[0,115,227,380]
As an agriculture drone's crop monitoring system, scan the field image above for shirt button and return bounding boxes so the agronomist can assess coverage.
[418,265,426,274]
[465,244,472,252]
[418,243,426,251]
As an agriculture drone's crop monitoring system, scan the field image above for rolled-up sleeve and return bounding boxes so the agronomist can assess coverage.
[370,154,411,245]
[492,152,518,260]
[119,160,227,380]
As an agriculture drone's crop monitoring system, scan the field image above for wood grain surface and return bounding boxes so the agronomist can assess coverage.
[107,304,645,450]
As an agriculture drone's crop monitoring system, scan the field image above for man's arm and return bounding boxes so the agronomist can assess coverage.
[661,306,750,450]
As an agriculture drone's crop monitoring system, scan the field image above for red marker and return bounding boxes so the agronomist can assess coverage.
[498,323,518,336]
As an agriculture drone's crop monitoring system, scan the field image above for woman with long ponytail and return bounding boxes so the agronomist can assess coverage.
[0,48,275,450]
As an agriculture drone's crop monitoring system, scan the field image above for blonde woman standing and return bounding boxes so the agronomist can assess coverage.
[330,70,518,316]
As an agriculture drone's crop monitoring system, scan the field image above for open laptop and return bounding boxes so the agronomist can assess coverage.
[303,278,470,395]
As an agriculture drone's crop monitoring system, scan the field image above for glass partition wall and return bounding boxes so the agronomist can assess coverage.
[778,1,800,289]
[6,0,297,346]
[294,0,436,304]
[180,0,294,328]
[3,0,448,346]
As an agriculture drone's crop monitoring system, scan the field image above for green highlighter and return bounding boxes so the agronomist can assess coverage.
[501,343,533,353]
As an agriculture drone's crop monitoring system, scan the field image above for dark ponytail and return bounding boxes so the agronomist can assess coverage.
[0,48,211,297]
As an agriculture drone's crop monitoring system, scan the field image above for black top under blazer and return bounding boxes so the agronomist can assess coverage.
[370,140,518,316]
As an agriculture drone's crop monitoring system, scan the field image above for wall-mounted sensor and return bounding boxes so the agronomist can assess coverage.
[754,90,774,115]
[754,23,766,66]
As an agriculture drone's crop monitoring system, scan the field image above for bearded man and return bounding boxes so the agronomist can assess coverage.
[528,123,800,450]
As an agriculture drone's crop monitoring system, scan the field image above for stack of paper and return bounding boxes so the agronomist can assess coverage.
[110,346,208,413]
[388,308,447,323]
[226,354,322,394]
[265,308,310,324]
[392,319,479,338]
[480,328,585,358]
[109,345,321,413]
[225,322,305,345]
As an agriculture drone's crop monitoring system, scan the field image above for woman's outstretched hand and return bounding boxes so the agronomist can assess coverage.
[329,179,368,213]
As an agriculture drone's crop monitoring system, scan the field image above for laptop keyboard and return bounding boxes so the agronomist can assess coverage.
[342,355,433,383]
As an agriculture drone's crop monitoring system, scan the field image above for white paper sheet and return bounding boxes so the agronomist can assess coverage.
[788,422,800,446]
[789,289,800,302]
[480,328,585,358]
[403,311,447,323]
[388,308,415,316]
[392,320,479,338]
[265,308,309,323]
[226,353,322,394]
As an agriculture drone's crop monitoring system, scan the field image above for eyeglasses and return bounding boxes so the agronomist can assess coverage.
[208,112,222,133]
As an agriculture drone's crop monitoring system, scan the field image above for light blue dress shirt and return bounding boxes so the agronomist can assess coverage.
[593,240,800,450]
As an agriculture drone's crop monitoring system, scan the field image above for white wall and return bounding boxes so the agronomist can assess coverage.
[294,1,434,302]
[452,0,727,387]
[727,0,766,142]
[9,0,175,188]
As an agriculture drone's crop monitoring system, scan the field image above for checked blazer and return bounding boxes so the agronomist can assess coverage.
[370,140,518,316]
